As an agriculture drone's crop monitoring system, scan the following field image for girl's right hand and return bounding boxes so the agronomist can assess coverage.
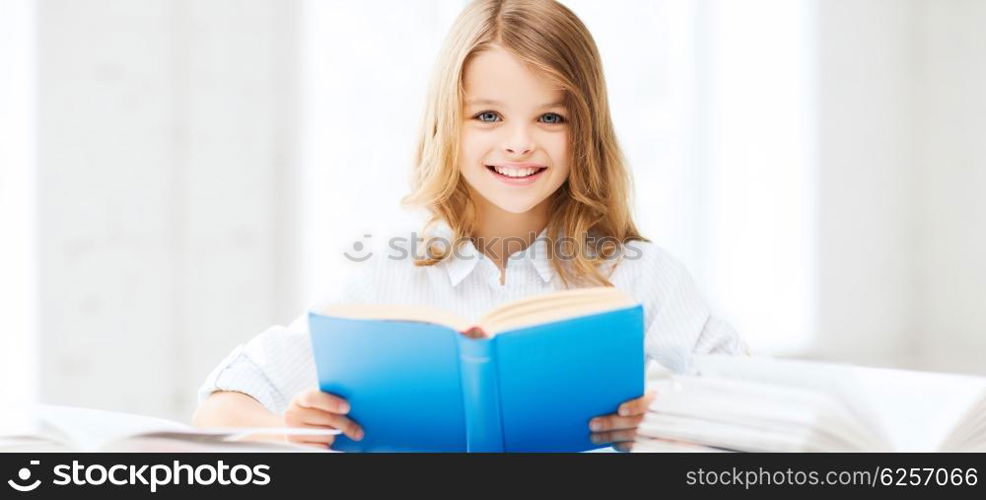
[282,388,364,449]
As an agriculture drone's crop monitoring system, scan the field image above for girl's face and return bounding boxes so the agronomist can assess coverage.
[458,45,571,215]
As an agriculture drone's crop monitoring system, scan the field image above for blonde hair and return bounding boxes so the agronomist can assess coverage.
[402,0,646,287]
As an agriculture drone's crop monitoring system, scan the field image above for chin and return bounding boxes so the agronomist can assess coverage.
[487,197,544,214]
[495,203,538,214]
[467,181,552,215]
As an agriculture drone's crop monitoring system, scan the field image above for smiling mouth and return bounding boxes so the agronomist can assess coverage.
[485,165,548,178]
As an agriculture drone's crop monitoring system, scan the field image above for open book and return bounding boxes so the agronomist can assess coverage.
[309,286,645,452]
[0,405,340,452]
[634,355,986,452]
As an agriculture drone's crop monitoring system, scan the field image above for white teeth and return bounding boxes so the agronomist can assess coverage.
[492,166,540,177]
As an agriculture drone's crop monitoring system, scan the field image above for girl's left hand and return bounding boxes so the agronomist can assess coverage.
[588,390,657,452]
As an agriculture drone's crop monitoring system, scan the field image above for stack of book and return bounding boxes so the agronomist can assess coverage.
[634,355,986,452]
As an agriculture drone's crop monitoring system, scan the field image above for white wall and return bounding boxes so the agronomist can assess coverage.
[812,0,923,368]
[36,0,299,421]
[917,0,986,375]
[811,0,986,376]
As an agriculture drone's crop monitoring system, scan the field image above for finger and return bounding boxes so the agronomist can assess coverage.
[289,438,336,450]
[285,423,338,446]
[286,428,336,447]
[309,413,363,441]
[613,441,634,453]
[590,429,638,446]
[300,442,333,450]
[617,390,657,416]
[287,408,363,441]
[287,433,335,447]
[297,389,350,414]
[588,414,644,432]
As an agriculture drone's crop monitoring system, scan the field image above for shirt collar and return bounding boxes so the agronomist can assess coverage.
[525,230,555,283]
[438,224,554,287]
[445,238,481,287]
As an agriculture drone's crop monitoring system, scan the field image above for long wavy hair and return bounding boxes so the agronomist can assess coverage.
[402,0,646,287]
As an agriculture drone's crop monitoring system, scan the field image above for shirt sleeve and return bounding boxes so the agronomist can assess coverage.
[196,313,318,416]
[634,243,750,374]
[196,259,381,416]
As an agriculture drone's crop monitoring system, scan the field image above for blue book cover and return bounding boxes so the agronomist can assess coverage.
[308,287,644,452]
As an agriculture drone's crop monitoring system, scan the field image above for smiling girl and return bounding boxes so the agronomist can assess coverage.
[193,0,747,452]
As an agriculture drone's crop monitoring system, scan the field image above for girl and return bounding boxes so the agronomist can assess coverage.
[193,0,747,452]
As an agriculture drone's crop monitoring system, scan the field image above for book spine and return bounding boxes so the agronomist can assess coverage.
[458,336,504,452]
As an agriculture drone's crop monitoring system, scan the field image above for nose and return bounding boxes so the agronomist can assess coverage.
[504,124,534,156]
[505,143,532,156]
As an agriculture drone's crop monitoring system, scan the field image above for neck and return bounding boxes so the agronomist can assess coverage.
[471,196,550,275]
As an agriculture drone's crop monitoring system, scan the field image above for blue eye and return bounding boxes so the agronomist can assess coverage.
[475,111,500,123]
[540,113,566,124]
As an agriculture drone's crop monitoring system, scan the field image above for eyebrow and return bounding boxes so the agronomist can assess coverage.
[466,98,566,109]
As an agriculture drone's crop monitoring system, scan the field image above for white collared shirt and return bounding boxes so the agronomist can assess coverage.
[197,229,748,416]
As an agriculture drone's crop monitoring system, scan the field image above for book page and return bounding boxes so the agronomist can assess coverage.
[640,413,829,452]
[313,287,637,336]
[480,286,636,333]
[103,434,334,452]
[646,377,884,451]
[36,405,189,451]
[947,400,986,451]
[29,405,343,451]
[839,369,986,451]
[315,304,473,332]
[632,436,729,453]
[693,355,986,451]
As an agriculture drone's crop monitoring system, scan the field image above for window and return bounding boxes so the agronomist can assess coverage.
[0,0,38,429]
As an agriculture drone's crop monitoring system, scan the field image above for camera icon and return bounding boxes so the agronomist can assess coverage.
[7,460,41,492]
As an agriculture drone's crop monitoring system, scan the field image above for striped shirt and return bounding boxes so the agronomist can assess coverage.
[197,228,748,415]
